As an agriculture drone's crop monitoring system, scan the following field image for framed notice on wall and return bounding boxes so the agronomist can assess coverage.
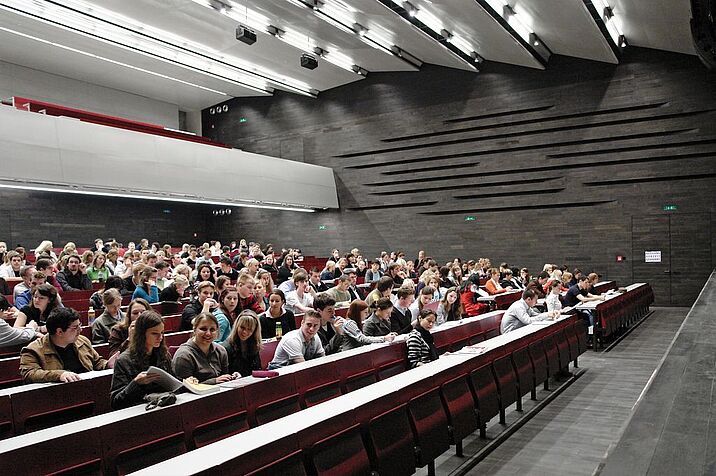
[645,251,662,263]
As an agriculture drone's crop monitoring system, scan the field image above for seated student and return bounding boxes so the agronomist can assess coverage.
[259,290,296,339]
[153,262,171,291]
[308,267,329,294]
[89,275,124,313]
[560,272,573,292]
[0,250,23,278]
[587,272,600,295]
[14,270,47,310]
[222,310,263,376]
[0,293,38,347]
[564,276,605,327]
[181,281,215,331]
[410,286,435,320]
[525,271,549,299]
[325,274,352,305]
[285,272,314,314]
[172,312,237,385]
[500,289,559,334]
[545,280,563,314]
[436,287,464,325]
[159,275,189,302]
[276,254,296,284]
[20,307,108,383]
[131,266,159,303]
[235,274,264,314]
[216,257,239,281]
[13,265,35,304]
[261,254,278,274]
[459,274,490,317]
[215,275,231,298]
[407,309,439,368]
[91,289,124,344]
[319,260,336,282]
[485,268,511,295]
[14,283,60,333]
[194,263,216,288]
[500,269,523,290]
[86,253,110,282]
[268,310,325,369]
[391,288,415,335]
[339,300,395,352]
[365,276,394,308]
[110,310,172,410]
[356,259,367,278]
[34,258,62,295]
[108,298,152,356]
[56,254,92,291]
[194,248,214,269]
[344,268,365,301]
[363,297,394,337]
[312,293,345,353]
[213,286,239,343]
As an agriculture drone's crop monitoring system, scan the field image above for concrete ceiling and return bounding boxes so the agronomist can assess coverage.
[0,0,697,111]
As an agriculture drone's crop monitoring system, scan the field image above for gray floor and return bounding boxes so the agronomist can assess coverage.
[423,306,688,476]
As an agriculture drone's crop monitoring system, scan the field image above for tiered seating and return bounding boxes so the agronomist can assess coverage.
[126,314,583,476]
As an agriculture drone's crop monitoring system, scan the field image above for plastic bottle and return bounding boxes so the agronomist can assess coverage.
[275,320,282,339]
[87,307,96,326]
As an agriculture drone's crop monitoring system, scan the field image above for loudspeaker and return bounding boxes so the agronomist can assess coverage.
[691,0,716,70]
[236,25,257,45]
[300,53,318,70]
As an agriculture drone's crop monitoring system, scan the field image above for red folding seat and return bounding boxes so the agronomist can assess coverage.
[408,388,451,476]
[564,324,580,367]
[296,362,342,408]
[180,387,250,449]
[0,394,13,440]
[366,405,416,476]
[259,339,279,370]
[440,375,478,457]
[0,356,22,389]
[309,423,372,476]
[244,374,300,427]
[511,346,535,401]
[468,363,500,438]
[492,355,519,423]
[528,340,550,391]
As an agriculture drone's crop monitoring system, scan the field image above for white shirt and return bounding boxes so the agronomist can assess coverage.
[285,290,313,314]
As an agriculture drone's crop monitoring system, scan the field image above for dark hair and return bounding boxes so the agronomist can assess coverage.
[313,293,336,311]
[418,308,437,321]
[375,297,393,311]
[104,275,124,291]
[46,307,80,335]
[346,300,369,326]
[34,258,53,271]
[196,263,216,283]
[578,275,589,283]
[304,309,322,321]
[128,310,170,367]
[155,261,169,270]
[396,288,413,300]
[220,257,232,266]
[269,289,286,303]
[0,295,11,311]
[31,283,60,318]
[522,288,538,300]
[218,286,239,323]
[538,271,549,280]
[550,280,562,290]
[117,298,151,332]
[376,276,394,293]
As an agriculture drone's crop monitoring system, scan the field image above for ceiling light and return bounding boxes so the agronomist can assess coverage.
[403,1,418,16]
[235,25,257,45]
[353,23,368,36]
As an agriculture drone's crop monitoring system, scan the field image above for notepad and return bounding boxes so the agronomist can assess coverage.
[147,366,220,395]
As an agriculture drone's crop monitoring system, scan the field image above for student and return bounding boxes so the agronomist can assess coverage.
[56,254,92,291]
[212,286,239,343]
[285,272,314,314]
[268,310,325,369]
[436,287,464,325]
[500,289,559,334]
[363,297,394,337]
[410,286,435,320]
[365,276,394,308]
[108,298,152,356]
[131,266,159,303]
[86,253,110,282]
[235,274,264,314]
[110,310,173,410]
[407,309,439,368]
[0,311,37,348]
[390,288,415,335]
[216,257,239,281]
[485,268,510,295]
[276,254,296,284]
[159,275,189,302]
[172,312,237,384]
[20,307,107,383]
[340,300,395,352]
[222,310,263,376]
[545,280,563,314]
[181,281,216,331]
[14,283,60,331]
[259,289,296,339]
[91,288,124,344]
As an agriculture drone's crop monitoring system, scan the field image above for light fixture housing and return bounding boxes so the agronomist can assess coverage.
[236,25,257,45]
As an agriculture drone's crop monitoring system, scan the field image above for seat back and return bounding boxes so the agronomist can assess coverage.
[0,394,13,440]
[574,320,588,355]
[180,387,250,449]
[492,355,518,410]
[366,405,416,476]
[468,332,485,345]
[528,340,549,388]
[408,388,450,467]
[310,424,372,476]
[245,450,307,476]
[440,375,479,442]
[259,339,279,370]
[554,329,571,369]
[469,364,499,426]
[542,334,560,376]
[511,346,535,397]
[564,324,579,361]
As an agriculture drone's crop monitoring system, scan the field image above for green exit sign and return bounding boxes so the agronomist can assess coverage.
[464,216,476,222]
[239,117,247,123]
[318,225,327,230]
[662,204,678,211]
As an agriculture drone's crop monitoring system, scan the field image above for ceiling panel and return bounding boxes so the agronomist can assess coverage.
[611,0,695,55]
[513,0,617,63]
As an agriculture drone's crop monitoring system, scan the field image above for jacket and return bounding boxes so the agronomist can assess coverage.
[20,334,108,383]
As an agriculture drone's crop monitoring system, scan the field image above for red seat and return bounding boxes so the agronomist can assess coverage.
[469,364,500,438]
[554,329,571,371]
[246,449,307,476]
[528,340,550,391]
[0,394,13,440]
[259,340,278,370]
[542,334,561,377]
[366,405,416,476]
[492,355,519,423]
[296,363,342,409]
[564,324,580,367]
[0,356,21,389]
[164,331,191,348]
[338,352,378,394]
[342,368,377,393]
[468,332,485,345]
[372,344,407,381]
[440,375,479,457]
[408,388,450,475]
[180,387,249,449]
[309,424,372,476]
[244,374,299,427]
[511,346,536,401]
[575,320,588,356]
[484,328,500,340]
[100,405,187,475]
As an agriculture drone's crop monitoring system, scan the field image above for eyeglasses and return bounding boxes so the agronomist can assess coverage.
[68,324,82,331]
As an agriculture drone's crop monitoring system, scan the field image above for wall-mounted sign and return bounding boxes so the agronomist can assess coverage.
[616,255,625,262]
[464,216,476,222]
[318,225,327,230]
[662,204,678,211]
[645,251,662,263]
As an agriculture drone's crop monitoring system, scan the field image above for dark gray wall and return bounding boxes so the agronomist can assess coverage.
[205,48,716,304]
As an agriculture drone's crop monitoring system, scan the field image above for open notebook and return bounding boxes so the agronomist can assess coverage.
[147,366,220,395]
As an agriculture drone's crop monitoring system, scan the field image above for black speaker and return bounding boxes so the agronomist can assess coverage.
[300,53,318,70]
[236,25,257,45]
[691,0,716,70]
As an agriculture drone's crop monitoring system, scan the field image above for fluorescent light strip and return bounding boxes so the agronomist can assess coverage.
[1,1,272,94]
[590,0,623,44]
[11,0,316,96]
[0,183,316,212]
[0,26,229,96]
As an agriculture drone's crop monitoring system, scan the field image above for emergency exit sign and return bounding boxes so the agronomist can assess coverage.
[662,204,678,211]
[464,216,476,222]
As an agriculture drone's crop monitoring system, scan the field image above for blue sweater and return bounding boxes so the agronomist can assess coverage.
[132,285,159,304]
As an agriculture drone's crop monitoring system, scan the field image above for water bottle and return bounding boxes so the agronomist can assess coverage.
[275,320,282,339]
[87,307,96,326]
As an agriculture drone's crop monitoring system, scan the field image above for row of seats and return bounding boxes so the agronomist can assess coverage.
[130,315,584,476]
[595,283,654,343]
[0,310,506,442]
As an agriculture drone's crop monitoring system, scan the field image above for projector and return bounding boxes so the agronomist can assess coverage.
[301,53,318,70]
[236,25,257,45]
